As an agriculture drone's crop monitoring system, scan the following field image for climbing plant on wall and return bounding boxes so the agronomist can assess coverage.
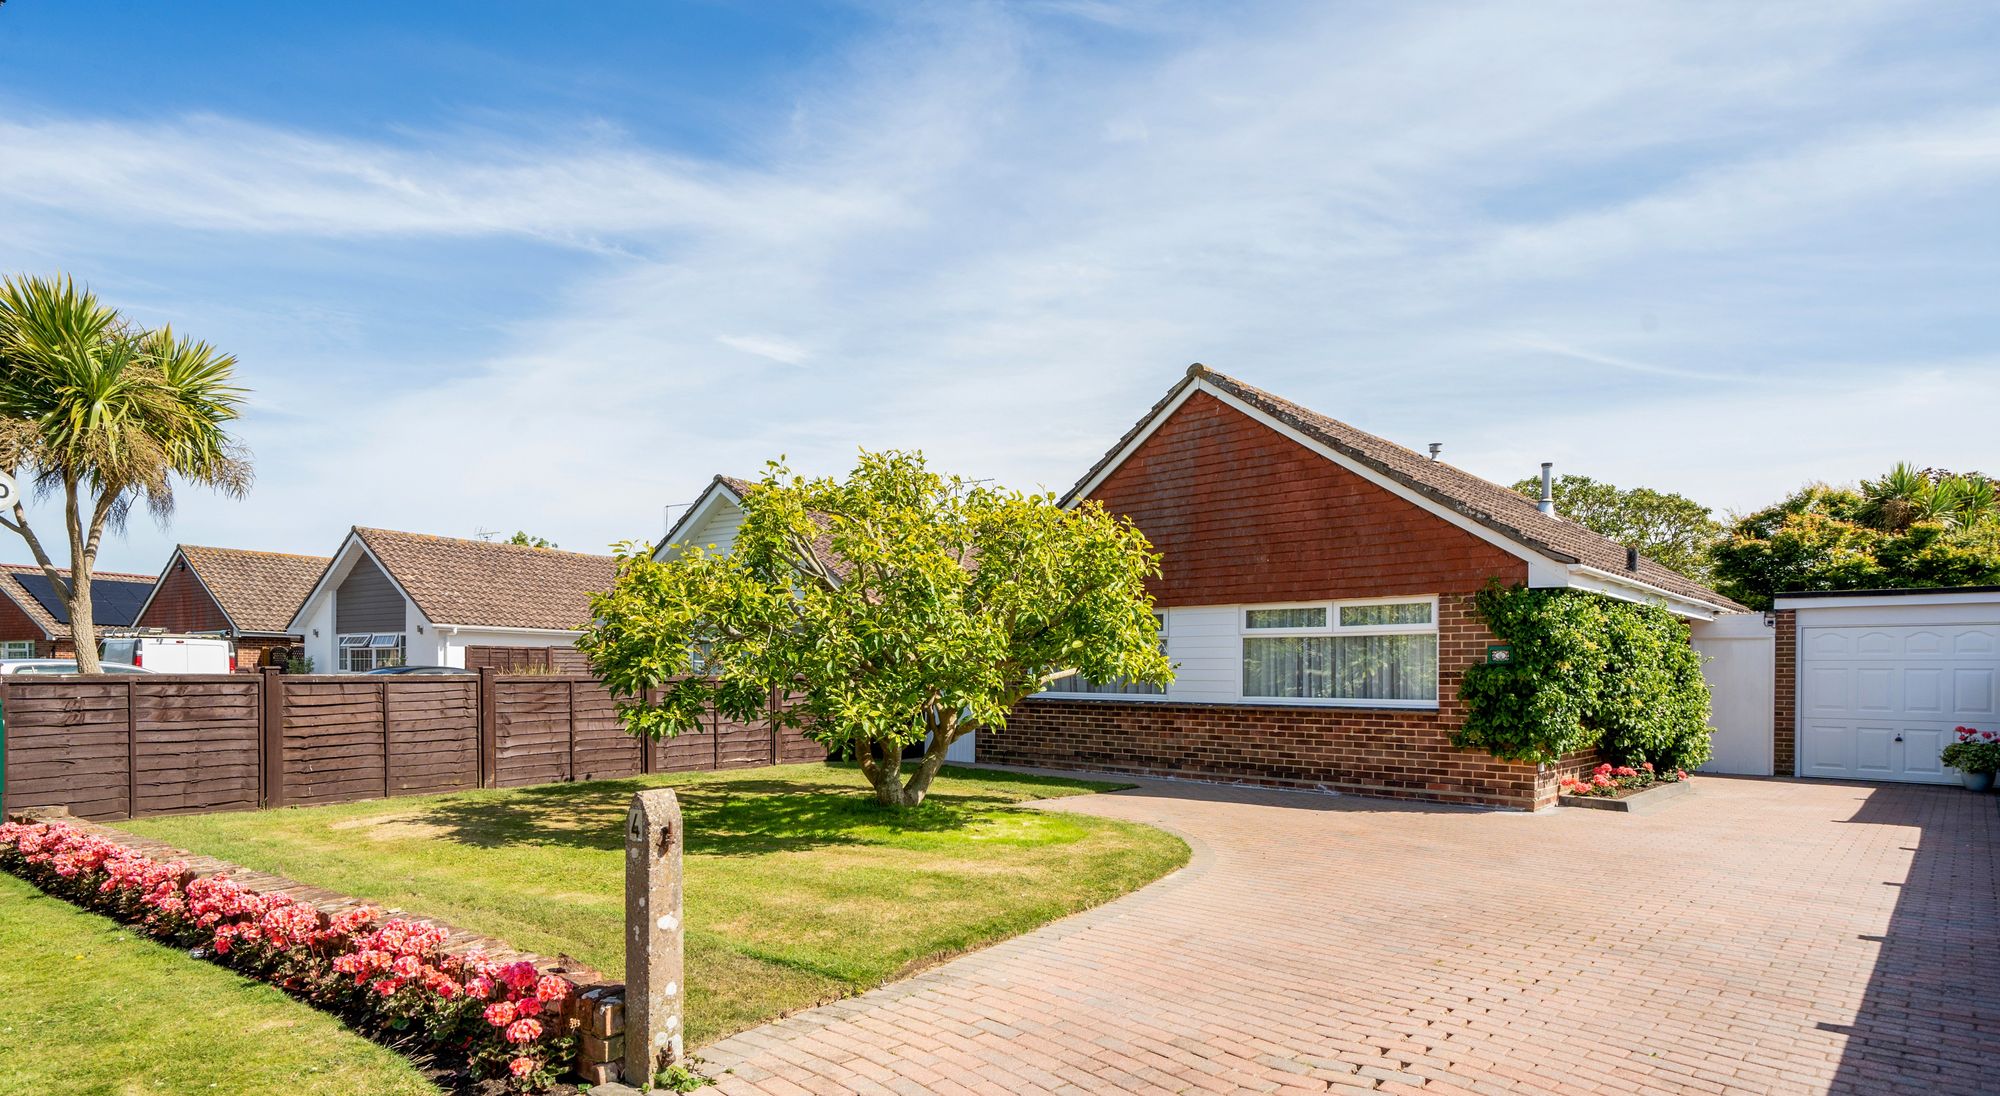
[1453,584,1713,772]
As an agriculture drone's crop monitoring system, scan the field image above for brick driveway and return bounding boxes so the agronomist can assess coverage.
[699,776,1999,1096]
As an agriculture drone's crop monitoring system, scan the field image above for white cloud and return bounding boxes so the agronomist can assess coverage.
[2,0,1997,571]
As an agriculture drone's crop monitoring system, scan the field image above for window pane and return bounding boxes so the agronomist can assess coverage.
[1331,634,1437,701]
[1044,674,1165,697]
[370,633,401,648]
[1245,607,1326,630]
[1339,602,1432,627]
[339,635,368,647]
[1242,636,1334,698]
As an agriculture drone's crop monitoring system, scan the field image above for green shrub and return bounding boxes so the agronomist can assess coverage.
[1454,584,1713,771]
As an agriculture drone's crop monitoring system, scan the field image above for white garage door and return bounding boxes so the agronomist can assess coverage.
[1799,623,2000,782]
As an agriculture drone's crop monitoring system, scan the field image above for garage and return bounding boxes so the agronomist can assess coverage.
[1777,589,2000,783]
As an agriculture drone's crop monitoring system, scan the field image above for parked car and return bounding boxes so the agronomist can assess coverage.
[0,659,155,675]
[361,665,475,675]
[100,635,236,673]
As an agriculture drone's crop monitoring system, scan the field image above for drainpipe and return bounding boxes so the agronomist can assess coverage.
[1537,462,1557,516]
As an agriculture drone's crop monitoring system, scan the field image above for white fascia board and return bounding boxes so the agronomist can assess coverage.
[436,623,585,637]
[1775,590,2000,611]
[1068,378,1572,576]
[1565,565,1732,620]
[652,480,744,561]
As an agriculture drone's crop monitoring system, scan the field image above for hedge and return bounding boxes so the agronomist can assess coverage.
[1453,584,1712,772]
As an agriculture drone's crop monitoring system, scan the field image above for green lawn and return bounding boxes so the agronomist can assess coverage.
[0,872,437,1096]
[122,762,1187,1046]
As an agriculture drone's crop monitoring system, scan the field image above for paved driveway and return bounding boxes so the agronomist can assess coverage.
[699,776,1999,1096]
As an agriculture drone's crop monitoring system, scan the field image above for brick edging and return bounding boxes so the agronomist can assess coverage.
[6,808,633,1085]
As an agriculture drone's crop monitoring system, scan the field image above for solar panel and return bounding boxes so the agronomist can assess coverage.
[10,572,156,627]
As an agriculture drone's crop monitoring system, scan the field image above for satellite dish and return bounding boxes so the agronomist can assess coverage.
[0,472,18,509]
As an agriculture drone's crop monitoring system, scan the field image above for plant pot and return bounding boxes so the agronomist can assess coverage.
[1960,770,1995,793]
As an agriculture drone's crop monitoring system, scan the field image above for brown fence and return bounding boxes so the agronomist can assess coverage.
[1,669,825,822]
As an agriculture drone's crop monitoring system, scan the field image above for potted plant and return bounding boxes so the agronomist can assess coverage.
[1940,726,2000,792]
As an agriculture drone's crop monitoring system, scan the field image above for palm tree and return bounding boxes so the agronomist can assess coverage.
[0,275,250,672]
[1858,462,1931,532]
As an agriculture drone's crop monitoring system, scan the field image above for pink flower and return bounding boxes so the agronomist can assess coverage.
[535,975,570,1002]
[372,978,402,997]
[1642,762,1655,772]
[466,974,495,999]
[509,1057,537,1079]
[514,995,542,1017]
[505,1018,543,1045]
[484,1001,517,1028]
[499,961,538,992]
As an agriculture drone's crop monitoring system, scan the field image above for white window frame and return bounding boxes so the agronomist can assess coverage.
[1037,612,1172,701]
[0,639,37,659]
[337,632,406,672]
[1238,595,1440,709]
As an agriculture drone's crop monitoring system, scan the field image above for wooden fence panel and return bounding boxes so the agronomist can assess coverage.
[715,712,771,769]
[493,678,569,787]
[568,679,643,782]
[1,680,133,820]
[651,714,716,774]
[384,679,479,796]
[132,680,260,817]
[282,681,387,807]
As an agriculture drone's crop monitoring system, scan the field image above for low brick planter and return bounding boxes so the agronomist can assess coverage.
[1558,778,1694,815]
[4,806,632,1086]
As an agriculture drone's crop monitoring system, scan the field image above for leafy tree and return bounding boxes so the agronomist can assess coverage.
[1509,473,1720,580]
[0,275,249,672]
[1712,474,2000,609]
[581,451,1171,808]
[507,531,557,548]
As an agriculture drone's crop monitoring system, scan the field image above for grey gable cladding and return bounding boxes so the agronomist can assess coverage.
[335,554,406,634]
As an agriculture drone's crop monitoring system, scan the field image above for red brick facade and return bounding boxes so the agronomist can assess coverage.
[1088,390,1528,604]
[983,592,1591,810]
[134,561,231,634]
[0,591,53,656]
[1772,608,1797,777]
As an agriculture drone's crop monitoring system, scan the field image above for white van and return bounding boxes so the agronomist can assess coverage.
[99,635,236,673]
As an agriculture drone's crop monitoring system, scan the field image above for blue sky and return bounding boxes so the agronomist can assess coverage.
[3,0,1999,574]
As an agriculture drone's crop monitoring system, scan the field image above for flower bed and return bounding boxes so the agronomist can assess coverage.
[1558,762,1689,801]
[0,818,577,1091]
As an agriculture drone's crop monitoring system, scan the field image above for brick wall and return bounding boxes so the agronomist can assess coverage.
[1089,391,1529,604]
[0,590,52,655]
[1773,608,1797,777]
[135,562,231,634]
[982,593,1581,809]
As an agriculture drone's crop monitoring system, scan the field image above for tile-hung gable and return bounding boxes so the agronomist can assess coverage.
[980,364,1750,811]
[137,545,332,637]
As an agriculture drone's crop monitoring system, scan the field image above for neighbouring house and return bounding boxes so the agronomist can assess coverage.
[288,527,615,673]
[132,545,332,671]
[651,366,1758,809]
[0,561,160,660]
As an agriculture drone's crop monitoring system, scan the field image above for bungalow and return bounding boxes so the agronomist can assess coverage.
[0,562,160,660]
[288,528,615,673]
[133,545,331,670]
[978,365,1749,809]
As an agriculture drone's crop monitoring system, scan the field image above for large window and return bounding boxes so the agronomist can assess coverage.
[337,633,406,672]
[0,640,35,659]
[1241,598,1437,706]
[1041,614,1168,698]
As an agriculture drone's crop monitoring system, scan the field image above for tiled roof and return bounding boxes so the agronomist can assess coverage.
[0,562,162,638]
[176,545,332,635]
[351,528,616,631]
[1067,365,1747,613]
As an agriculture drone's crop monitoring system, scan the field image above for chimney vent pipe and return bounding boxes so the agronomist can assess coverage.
[1537,463,1556,516]
[1626,546,1640,571]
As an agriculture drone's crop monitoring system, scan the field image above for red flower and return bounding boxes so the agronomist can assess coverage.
[484,1000,517,1028]
[505,1017,543,1045]
[509,1056,537,1079]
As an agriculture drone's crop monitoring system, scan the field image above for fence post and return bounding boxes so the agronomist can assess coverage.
[0,675,10,817]
[380,680,393,800]
[624,788,685,1083]
[124,679,138,821]
[477,666,498,788]
[261,668,285,808]
[565,677,577,782]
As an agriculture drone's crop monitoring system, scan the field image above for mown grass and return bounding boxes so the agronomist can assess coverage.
[0,872,437,1096]
[124,762,1187,1046]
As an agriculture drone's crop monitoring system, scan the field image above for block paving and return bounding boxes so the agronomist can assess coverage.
[699,775,1999,1095]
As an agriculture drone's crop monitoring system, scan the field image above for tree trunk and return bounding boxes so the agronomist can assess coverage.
[855,709,963,809]
[65,484,102,674]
